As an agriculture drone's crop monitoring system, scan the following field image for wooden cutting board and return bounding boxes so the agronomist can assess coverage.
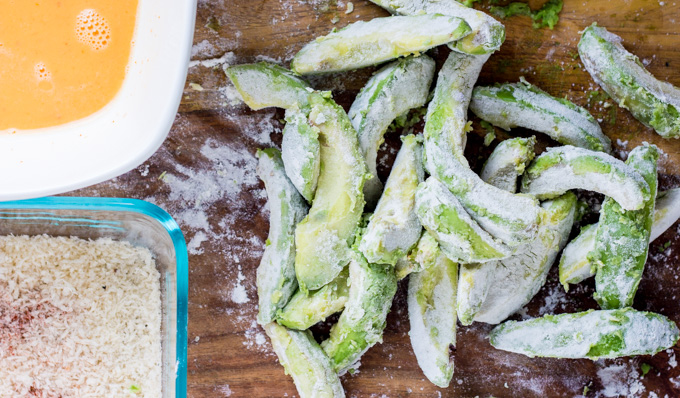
[73,0,680,396]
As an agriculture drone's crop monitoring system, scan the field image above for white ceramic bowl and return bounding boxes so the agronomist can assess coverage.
[0,0,197,201]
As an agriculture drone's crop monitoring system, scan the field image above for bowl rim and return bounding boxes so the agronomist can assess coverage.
[0,0,198,202]
[0,196,189,397]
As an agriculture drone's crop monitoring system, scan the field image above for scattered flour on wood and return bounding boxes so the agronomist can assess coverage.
[188,51,236,69]
[536,280,569,316]
[231,264,250,304]
[188,230,209,255]
[215,384,233,397]
[596,360,645,397]
[191,39,221,58]
[668,349,678,368]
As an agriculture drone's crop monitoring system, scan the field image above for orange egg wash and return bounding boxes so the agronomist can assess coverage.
[0,0,139,131]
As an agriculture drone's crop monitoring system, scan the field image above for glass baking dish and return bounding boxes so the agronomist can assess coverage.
[0,197,188,397]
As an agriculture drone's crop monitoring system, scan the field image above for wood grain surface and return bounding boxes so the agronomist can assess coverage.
[71,0,680,396]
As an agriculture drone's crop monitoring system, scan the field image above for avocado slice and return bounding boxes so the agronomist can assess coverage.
[264,322,345,398]
[282,108,321,203]
[350,56,434,206]
[321,253,398,374]
[395,231,440,280]
[291,15,471,74]
[277,267,350,331]
[579,23,680,139]
[471,81,611,153]
[359,134,424,265]
[490,308,679,359]
[294,93,369,292]
[256,149,309,325]
[423,51,541,246]
[474,192,577,324]
[560,185,680,292]
[593,144,659,309]
[225,62,310,110]
[521,145,650,211]
[408,252,458,387]
[368,0,506,55]
[415,177,513,264]
[480,136,536,193]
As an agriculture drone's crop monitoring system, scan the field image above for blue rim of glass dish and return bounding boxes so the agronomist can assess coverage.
[0,196,188,397]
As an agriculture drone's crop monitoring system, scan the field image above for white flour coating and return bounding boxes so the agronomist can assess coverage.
[470,83,610,152]
[457,261,498,325]
[215,384,233,397]
[415,177,512,263]
[232,265,250,304]
[491,309,679,359]
[668,349,679,369]
[359,135,424,264]
[349,56,434,204]
[165,139,261,221]
[407,255,457,387]
[521,146,649,211]
[558,223,597,288]
[480,137,536,193]
[579,26,680,109]
[188,230,209,255]
[424,52,541,245]
[281,109,320,202]
[536,281,569,316]
[373,0,503,53]
[596,361,645,397]
[475,195,576,324]
[292,14,469,73]
[189,51,236,69]
[191,39,220,58]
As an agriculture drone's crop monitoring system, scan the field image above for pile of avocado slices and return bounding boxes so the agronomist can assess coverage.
[227,1,680,396]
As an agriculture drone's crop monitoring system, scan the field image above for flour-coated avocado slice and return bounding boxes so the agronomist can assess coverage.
[359,134,424,265]
[277,267,350,331]
[294,94,369,292]
[291,15,471,74]
[415,177,513,264]
[350,56,434,206]
[264,322,345,398]
[282,109,321,203]
[423,51,541,246]
[395,231,440,280]
[560,186,680,292]
[471,81,610,152]
[369,0,505,55]
[474,192,577,324]
[225,62,310,110]
[579,23,680,139]
[480,136,536,193]
[593,144,659,309]
[490,308,679,359]
[321,253,398,374]
[256,149,309,325]
[521,145,650,211]
[408,252,458,387]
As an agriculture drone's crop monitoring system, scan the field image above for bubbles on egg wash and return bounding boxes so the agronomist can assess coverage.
[34,62,51,81]
[75,9,111,51]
